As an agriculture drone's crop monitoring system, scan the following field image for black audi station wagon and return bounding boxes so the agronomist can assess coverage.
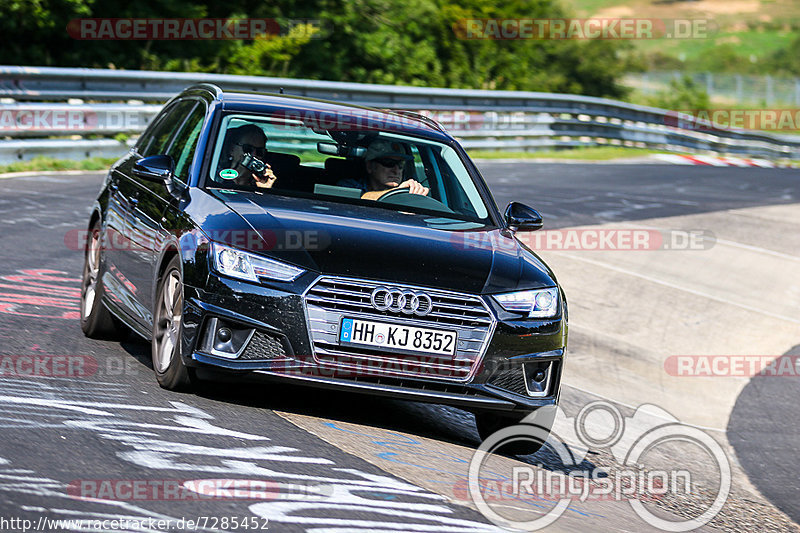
[80,84,567,450]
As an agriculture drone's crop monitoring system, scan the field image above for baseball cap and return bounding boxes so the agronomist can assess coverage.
[364,140,413,161]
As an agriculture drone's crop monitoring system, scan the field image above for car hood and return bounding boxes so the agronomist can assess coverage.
[210,191,556,294]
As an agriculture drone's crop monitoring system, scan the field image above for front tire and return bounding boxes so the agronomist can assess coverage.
[80,220,128,339]
[152,256,194,391]
[475,410,552,456]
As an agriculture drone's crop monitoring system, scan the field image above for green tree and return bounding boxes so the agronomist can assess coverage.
[227,23,321,77]
[0,0,94,65]
[0,0,635,98]
[291,0,632,96]
[645,75,710,110]
[764,34,800,76]
[684,43,749,73]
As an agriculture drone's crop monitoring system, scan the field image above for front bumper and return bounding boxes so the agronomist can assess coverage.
[181,273,566,414]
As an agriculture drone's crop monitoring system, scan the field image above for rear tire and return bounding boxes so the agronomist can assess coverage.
[152,256,194,391]
[475,410,552,456]
[80,220,128,339]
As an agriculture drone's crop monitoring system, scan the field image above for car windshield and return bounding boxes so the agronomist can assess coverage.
[206,113,492,223]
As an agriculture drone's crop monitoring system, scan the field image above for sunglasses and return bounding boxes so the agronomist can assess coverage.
[374,158,405,169]
[237,143,267,157]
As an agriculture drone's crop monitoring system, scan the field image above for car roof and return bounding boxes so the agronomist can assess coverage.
[202,88,452,142]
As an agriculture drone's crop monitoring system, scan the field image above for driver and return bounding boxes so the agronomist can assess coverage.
[219,124,277,189]
[338,140,429,200]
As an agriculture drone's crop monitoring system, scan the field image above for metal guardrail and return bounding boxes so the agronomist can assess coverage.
[0,138,136,162]
[624,71,800,107]
[1,65,799,164]
[0,102,160,136]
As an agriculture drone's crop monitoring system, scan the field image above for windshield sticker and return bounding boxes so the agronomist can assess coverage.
[219,168,238,180]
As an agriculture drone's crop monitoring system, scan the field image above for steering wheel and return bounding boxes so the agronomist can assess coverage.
[377,187,415,201]
[376,187,453,212]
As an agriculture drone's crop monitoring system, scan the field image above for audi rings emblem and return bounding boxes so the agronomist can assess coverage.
[370,287,433,316]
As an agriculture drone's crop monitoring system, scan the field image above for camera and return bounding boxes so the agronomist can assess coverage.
[240,153,267,174]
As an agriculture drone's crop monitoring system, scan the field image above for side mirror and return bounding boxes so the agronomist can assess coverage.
[133,155,174,184]
[504,202,543,232]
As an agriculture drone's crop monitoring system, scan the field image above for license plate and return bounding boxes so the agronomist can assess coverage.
[339,318,457,356]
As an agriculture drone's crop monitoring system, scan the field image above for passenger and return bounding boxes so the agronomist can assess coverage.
[219,124,277,189]
[338,140,428,199]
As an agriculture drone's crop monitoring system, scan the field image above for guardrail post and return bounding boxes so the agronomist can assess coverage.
[795,78,800,106]
[766,75,774,106]
[736,75,743,103]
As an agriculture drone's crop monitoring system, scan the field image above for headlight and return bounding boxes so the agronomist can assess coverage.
[212,243,304,282]
[493,287,559,318]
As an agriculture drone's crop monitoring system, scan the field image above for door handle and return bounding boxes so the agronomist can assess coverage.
[130,196,139,207]
[109,182,119,193]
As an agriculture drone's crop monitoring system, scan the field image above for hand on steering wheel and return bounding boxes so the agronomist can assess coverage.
[394,179,429,196]
[375,182,452,213]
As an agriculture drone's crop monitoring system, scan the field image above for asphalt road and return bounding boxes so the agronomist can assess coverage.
[487,162,800,529]
[0,173,502,532]
[486,162,799,227]
[727,343,800,526]
[0,164,797,532]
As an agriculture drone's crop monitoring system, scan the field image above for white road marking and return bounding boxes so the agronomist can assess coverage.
[632,222,800,262]
[551,252,800,325]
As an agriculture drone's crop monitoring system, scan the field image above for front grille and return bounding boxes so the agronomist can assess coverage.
[288,367,484,397]
[303,277,495,382]
[240,331,289,360]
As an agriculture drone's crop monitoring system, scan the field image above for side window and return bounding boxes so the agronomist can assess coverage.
[139,100,196,157]
[166,104,205,182]
[134,107,170,155]
[408,145,427,185]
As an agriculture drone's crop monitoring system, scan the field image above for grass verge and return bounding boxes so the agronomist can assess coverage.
[2,150,796,175]
[0,156,118,175]
[467,146,667,160]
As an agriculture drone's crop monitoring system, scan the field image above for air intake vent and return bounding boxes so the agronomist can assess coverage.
[488,366,529,396]
[240,331,289,360]
[488,360,553,397]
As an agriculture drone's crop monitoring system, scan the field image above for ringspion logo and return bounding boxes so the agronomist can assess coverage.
[468,401,731,531]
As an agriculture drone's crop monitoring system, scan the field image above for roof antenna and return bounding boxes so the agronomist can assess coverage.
[279,87,284,94]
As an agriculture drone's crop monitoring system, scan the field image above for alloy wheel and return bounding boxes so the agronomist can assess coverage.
[154,270,182,373]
